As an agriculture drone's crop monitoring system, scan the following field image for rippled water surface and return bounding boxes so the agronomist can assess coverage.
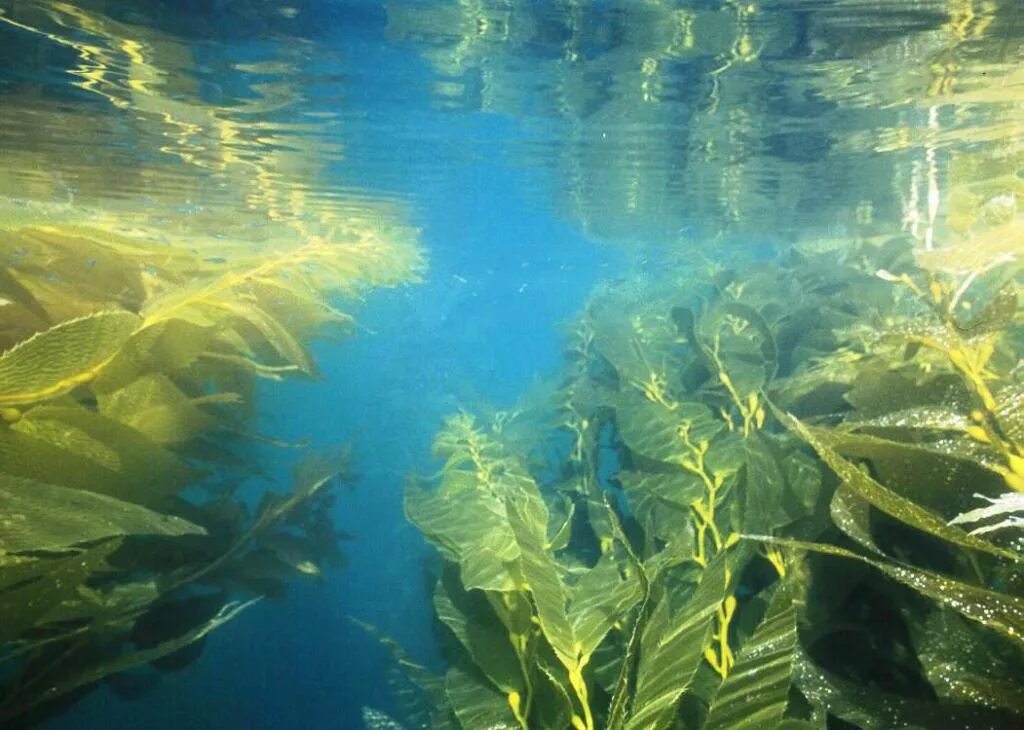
[4,1,1020,244]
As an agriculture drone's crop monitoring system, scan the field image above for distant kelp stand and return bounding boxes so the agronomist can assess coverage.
[383,231,1023,729]
[0,221,422,725]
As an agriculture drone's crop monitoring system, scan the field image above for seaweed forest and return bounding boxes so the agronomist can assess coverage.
[1,0,1024,729]
[383,1,1024,727]
[0,1,423,724]
[0,219,420,724]
[397,238,1024,728]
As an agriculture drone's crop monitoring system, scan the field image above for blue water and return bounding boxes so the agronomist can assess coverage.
[9,0,1019,727]
[42,21,620,723]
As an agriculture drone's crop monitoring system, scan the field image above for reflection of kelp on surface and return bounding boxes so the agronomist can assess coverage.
[0,2,424,724]
[391,233,1024,727]
[388,0,1023,248]
[0,0,356,239]
[386,0,789,245]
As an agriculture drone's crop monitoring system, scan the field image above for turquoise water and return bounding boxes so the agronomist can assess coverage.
[1,1,1023,728]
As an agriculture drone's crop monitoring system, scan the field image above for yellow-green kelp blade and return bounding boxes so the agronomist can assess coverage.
[703,583,799,730]
[0,474,205,554]
[0,310,140,406]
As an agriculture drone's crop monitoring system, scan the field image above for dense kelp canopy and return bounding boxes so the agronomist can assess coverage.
[0,1,422,724]
[386,237,1024,728]
[374,1,1024,728]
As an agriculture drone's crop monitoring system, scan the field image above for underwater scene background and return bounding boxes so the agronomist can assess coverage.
[0,1,1022,728]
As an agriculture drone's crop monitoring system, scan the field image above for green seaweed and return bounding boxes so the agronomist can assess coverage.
[0,219,420,722]
[395,234,1024,728]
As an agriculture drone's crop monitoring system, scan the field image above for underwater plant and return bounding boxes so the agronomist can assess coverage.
[389,229,1023,728]
[0,219,422,724]
[0,3,428,723]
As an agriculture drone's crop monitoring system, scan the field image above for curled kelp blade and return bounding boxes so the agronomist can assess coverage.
[780,411,1021,563]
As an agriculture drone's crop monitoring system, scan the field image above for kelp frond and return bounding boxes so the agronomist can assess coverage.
[394,235,1024,729]
[0,209,420,722]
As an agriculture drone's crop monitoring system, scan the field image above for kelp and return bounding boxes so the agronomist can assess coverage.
[391,234,1024,727]
[405,413,642,730]
[0,3,430,723]
[0,475,204,553]
[0,216,420,723]
[0,310,140,407]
